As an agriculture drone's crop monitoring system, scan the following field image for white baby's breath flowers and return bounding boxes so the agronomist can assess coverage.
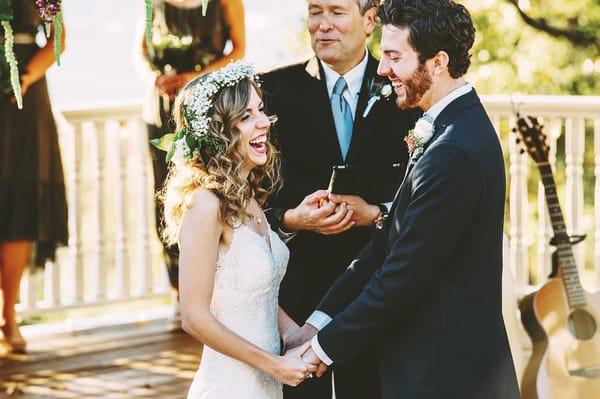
[162,61,258,164]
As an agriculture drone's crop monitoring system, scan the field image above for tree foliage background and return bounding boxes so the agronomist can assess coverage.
[369,0,600,95]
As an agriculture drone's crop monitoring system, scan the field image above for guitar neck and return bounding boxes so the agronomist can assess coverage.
[538,163,586,308]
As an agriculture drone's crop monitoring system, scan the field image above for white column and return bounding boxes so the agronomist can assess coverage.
[69,122,85,304]
[19,269,37,312]
[509,116,530,288]
[565,117,586,274]
[44,258,61,306]
[134,118,153,295]
[93,121,108,300]
[114,121,131,298]
[594,118,600,280]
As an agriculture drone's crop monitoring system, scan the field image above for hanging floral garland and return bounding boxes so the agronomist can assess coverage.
[1,0,210,109]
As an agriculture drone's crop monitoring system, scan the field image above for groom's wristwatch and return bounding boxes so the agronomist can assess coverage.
[374,203,389,229]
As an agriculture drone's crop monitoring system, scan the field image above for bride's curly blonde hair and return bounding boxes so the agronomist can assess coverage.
[159,76,281,246]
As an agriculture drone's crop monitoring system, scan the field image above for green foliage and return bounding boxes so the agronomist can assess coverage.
[369,0,600,95]
[0,0,12,21]
[464,0,599,95]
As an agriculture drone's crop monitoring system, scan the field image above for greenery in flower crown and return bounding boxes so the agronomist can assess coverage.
[151,61,258,166]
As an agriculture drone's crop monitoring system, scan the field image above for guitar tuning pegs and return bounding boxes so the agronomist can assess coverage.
[515,138,521,144]
[520,149,525,154]
[512,127,517,133]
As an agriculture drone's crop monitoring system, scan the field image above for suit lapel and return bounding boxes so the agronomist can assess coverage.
[304,57,344,164]
[389,89,482,212]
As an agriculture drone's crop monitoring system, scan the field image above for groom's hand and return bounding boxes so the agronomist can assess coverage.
[328,193,380,227]
[285,323,318,352]
[282,190,355,235]
[301,346,328,377]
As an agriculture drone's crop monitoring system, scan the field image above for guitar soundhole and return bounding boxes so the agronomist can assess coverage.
[568,309,597,340]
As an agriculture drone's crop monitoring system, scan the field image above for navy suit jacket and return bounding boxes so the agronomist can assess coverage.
[316,90,521,399]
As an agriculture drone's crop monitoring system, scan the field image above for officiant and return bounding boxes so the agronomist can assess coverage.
[262,0,419,397]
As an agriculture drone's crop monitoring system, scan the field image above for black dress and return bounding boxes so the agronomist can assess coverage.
[145,0,229,289]
[0,2,68,267]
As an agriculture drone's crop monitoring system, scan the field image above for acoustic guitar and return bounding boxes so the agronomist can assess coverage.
[514,115,600,399]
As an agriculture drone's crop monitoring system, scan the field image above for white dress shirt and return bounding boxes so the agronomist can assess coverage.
[320,50,369,119]
[308,82,474,366]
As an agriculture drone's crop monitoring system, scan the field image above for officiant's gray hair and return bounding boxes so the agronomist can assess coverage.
[356,0,380,14]
[306,0,380,15]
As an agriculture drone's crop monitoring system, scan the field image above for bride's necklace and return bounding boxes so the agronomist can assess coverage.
[248,199,263,224]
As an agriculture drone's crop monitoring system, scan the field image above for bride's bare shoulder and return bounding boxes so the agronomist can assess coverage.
[182,188,221,225]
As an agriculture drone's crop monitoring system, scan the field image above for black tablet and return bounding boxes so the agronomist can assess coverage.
[327,163,406,203]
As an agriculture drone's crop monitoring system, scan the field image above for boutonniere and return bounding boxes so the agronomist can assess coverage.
[362,78,392,118]
[405,117,435,159]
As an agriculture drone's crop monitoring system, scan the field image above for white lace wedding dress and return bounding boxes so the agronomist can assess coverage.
[187,223,289,399]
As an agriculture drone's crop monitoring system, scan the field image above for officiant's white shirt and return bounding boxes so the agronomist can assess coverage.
[309,82,474,366]
[321,49,368,119]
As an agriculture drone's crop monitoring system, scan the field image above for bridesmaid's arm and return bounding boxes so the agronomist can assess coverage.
[19,19,66,96]
[178,189,314,386]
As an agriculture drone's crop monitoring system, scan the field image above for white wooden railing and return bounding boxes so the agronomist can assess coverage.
[16,101,170,317]
[484,95,600,292]
[16,95,600,319]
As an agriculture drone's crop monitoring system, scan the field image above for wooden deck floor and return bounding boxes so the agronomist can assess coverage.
[0,320,201,398]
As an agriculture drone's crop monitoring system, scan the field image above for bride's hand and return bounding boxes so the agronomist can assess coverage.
[271,341,318,386]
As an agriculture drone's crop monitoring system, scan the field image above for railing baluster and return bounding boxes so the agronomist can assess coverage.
[509,116,529,288]
[44,258,61,306]
[93,121,108,300]
[19,269,36,311]
[115,121,130,298]
[492,115,501,139]
[595,117,600,280]
[69,122,85,304]
[133,118,153,295]
[565,117,586,274]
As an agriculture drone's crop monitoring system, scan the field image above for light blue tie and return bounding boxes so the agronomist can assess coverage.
[331,77,353,161]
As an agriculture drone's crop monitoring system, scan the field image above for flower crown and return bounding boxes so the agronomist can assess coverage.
[151,61,259,165]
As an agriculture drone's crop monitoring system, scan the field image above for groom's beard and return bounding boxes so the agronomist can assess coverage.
[397,63,432,110]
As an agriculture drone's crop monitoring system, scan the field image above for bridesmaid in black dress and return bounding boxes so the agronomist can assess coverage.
[0,1,67,354]
[140,0,245,330]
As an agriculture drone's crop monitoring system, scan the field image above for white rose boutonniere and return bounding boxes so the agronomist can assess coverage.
[405,117,435,159]
[362,78,393,118]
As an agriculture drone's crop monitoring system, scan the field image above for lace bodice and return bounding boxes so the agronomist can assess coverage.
[187,223,289,399]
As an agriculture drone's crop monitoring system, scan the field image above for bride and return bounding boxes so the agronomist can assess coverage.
[158,62,316,398]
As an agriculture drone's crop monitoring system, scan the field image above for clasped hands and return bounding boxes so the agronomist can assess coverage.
[282,190,380,235]
[283,324,328,382]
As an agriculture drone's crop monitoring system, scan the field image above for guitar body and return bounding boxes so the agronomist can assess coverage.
[520,277,600,399]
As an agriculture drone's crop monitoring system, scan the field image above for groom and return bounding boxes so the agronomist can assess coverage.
[298,1,521,398]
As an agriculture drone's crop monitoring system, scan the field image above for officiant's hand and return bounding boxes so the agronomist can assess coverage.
[282,190,355,235]
[284,323,318,353]
[328,193,380,227]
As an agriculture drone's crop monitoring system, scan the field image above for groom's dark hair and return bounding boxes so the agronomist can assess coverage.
[378,0,475,78]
